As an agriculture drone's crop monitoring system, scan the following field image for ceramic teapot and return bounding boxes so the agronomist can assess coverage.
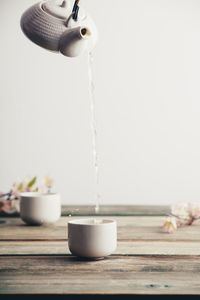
[20,0,98,57]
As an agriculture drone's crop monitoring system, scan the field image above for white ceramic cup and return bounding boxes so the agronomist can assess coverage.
[68,218,117,259]
[20,192,61,225]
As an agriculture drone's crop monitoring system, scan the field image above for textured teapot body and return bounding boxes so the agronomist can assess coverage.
[20,0,97,57]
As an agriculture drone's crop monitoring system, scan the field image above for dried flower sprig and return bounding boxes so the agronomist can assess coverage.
[163,202,200,233]
[0,175,54,214]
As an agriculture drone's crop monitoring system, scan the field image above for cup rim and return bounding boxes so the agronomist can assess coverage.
[20,192,59,197]
[68,218,116,226]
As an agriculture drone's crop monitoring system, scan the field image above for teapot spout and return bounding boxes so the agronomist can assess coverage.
[59,26,90,57]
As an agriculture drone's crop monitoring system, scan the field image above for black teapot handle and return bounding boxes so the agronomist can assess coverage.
[72,0,80,21]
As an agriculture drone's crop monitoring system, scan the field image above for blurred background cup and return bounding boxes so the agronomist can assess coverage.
[20,192,61,225]
[68,218,117,259]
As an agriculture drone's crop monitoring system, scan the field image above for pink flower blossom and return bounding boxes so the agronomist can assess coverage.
[0,175,54,215]
[38,185,48,193]
[171,202,189,219]
[163,217,177,233]
[188,202,200,219]
[1,199,18,214]
[163,201,200,232]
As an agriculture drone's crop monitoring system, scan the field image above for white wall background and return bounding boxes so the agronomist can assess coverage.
[1,0,200,206]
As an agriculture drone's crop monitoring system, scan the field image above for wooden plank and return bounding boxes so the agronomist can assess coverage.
[0,205,170,218]
[62,205,170,216]
[1,216,200,241]
[0,240,200,255]
[1,255,200,294]
[0,217,67,240]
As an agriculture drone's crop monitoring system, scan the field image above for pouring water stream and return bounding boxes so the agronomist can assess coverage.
[88,51,100,214]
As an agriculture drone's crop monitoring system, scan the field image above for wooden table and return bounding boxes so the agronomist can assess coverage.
[1,205,200,296]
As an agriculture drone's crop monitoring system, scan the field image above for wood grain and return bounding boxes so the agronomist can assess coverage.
[0,205,170,218]
[1,213,200,295]
[1,216,200,241]
[1,256,200,294]
[62,205,170,216]
[1,240,200,255]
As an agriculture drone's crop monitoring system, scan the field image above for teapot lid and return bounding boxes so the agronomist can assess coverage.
[42,0,72,20]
